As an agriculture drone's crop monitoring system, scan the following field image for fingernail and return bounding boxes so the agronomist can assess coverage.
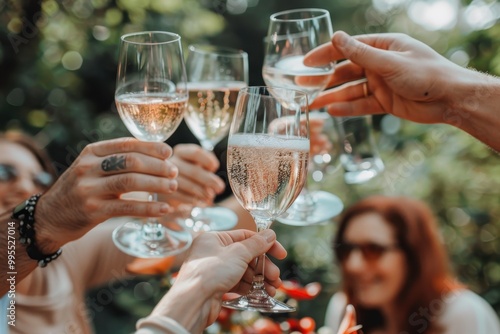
[169,180,178,192]
[261,229,275,242]
[170,165,178,178]
[216,180,226,192]
[161,144,172,157]
[159,203,170,214]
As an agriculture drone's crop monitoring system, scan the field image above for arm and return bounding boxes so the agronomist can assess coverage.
[1,138,178,295]
[440,290,500,334]
[136,229,287,334]
[303,31,500,151]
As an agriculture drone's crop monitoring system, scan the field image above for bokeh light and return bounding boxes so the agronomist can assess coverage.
[407,0,458,31]
[61,51,83,71]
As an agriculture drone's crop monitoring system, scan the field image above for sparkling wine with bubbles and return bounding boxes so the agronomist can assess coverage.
[227,133,309,220]
[116,93,187,142]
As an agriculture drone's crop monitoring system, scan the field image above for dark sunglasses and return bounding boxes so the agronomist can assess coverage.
[0,163,53,189]
[335,242,400,262]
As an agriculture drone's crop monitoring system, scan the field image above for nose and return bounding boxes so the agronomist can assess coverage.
[343,249,367,274]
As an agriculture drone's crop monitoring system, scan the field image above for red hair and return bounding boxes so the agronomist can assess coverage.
[0,131,57,181]
[334,196,463,334]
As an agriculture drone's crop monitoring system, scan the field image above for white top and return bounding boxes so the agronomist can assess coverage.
[1,294,8,333]
[325,290,500,334]
[12,219,135,334]
[136,316,190,334]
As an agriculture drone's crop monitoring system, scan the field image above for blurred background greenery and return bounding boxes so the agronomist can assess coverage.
[1,0,500,332]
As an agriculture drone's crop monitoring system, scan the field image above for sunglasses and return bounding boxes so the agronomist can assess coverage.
[335,242,400,262]
[0,163,53,190]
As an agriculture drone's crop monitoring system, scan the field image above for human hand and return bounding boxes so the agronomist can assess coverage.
[149,229,286,333]
[309,113,333,156]
[160,144,225,209]
[303,31,474,125]
[268,115,328,155]
[35,138,179,251]
[337,304,362,334]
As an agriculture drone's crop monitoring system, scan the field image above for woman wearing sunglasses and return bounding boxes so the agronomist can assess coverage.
[326,196,500,334]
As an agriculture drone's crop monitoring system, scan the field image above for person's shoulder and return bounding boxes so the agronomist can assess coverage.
[443,289,493,314]
[440,289,500,333]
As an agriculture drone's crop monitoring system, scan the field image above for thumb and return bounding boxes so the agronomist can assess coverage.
[234,229,276,262]
[333,31,394,75]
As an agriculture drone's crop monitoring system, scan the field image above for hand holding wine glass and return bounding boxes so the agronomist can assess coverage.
[182,44,248,231]
[263,8,343,226]
[113,31,192,257]
[223,86,310,313]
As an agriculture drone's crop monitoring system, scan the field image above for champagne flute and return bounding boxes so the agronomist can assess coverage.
[263,8,343,226]
[223,86,310,313]
[113,31,192,257]
[182,44,248,231]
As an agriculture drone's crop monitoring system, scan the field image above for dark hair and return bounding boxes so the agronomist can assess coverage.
[0,131,57,182]
[334,196,462,334]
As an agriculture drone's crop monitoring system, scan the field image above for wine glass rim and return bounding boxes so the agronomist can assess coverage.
[121,31,181,45]
[240,85,308,99]
[270,8,330,22]
[188,44,248,58]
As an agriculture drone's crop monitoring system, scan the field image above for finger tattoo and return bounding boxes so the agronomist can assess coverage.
[101,155,126,172]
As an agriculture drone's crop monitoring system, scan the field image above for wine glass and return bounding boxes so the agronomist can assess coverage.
[336,115,385,184]
[113,31,192,257]
[262,8,343,226]
[223,86,310,313]
[182,44,248,231]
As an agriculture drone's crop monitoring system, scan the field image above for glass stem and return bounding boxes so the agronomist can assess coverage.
[247,217,273,304]
[292,185,316,213]
[142,192,165,241]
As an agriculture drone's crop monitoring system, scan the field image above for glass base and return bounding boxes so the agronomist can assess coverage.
[276,191,344,226]
[222,295,295,313]
[184,207,238,232]
[344,169,378,184]
[112,219,193,258]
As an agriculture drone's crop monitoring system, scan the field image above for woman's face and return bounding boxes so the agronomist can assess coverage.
[340,212,407,309]
[0,141,48,214]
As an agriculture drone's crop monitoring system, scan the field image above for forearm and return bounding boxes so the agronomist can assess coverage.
[445,68,500,152]
[1,196,66,295]
[136,276,208,334]
[0,211,36,295]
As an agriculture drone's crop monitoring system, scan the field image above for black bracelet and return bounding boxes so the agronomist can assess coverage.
[11,194,63,268]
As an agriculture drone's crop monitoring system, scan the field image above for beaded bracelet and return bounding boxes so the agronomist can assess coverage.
[11,194,63,267]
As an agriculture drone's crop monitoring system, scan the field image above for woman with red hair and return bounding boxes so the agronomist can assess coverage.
[326,196,499,334]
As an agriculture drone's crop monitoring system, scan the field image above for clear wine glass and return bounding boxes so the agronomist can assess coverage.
[222,86,310,313]
[182,44,248,231]
[113,31,192,257]
[262,8,343,226]
[336,115,385,184]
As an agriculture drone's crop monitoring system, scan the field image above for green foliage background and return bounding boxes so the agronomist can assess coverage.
[1,0,499,332]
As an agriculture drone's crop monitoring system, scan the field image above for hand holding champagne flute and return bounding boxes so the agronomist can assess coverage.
[113,31,192,257]
[223,86,310,313]
[263,8,343,226]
